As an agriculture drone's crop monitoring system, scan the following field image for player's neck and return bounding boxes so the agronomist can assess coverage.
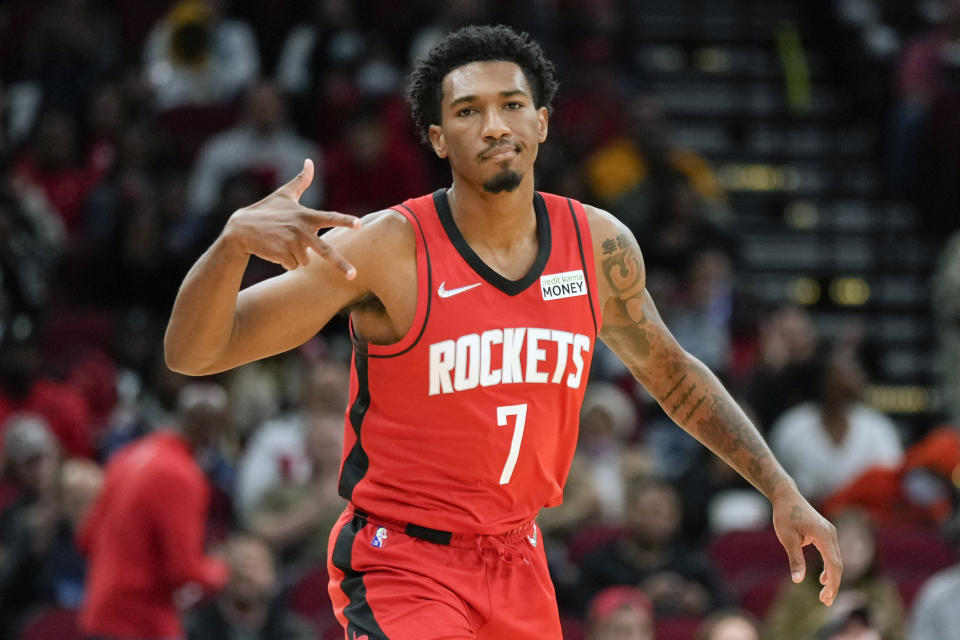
[446,175,537,250]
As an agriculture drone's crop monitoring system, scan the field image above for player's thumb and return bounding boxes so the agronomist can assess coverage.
[784,535,807,583]
[289,158,314,198]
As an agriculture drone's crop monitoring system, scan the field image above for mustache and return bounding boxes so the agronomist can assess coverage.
[479,142,520,160]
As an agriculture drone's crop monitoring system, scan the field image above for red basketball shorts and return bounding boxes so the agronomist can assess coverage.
[326,504,562,639]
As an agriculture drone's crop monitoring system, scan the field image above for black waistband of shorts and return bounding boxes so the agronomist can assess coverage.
[349,506,534,548]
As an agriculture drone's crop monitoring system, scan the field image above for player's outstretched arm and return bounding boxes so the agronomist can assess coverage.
[587,207,842,606]
[164,159,365,376]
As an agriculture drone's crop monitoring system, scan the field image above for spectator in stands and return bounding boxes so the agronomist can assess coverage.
[17,0,120,115]
[323,99,431,215]
[695,609,762,640]
[0,334,94,460]
[576,476,730,617]
[888,0,960,229]
[814,592,884,640]
[583,94,730,233]
[0,414,62,635]
[0,160,66,322]
[769,344,903,503]
[664,249,735,378]
[13,109,110,233]
[766,509,905,640]
[585,585,654,640]
[743,302,819,433]
[78,383,231,640]
[143,0,260,111]
[933,229,960,424]
[186,80,320,220]
[407,0,493,68]
[909,556,960,639]
[235,358,349,522]
[541,381,651,531]
[822,426,960,529]
[247,411,345,579]
[185,533,317,640]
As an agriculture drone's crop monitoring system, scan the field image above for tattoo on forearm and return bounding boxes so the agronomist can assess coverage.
[687,391,784,495]
[671,383,698,414]
[663,374,688,400]
[684,395,706,422]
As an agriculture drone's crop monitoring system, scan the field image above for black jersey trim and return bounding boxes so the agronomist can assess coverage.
[568,198,599,336]
[331,514,389,639]
[432,188,551,297]
[352,204,432,359]
[339,347,371,501]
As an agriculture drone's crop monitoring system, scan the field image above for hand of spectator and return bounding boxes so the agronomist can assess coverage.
[223,158,362,274]
[772,487,843,606]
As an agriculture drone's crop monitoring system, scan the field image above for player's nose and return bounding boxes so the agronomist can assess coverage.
[481,108,510,139]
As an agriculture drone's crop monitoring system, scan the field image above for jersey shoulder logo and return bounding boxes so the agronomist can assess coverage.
[438,281,481,298]
[540,270,587,301]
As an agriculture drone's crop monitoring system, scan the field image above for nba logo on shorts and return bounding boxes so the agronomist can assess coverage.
[371,526,388,548]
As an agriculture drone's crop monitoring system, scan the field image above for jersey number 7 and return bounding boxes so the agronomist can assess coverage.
[497,404,528,484]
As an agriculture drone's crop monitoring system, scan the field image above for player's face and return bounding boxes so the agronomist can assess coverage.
[429,60,548,193]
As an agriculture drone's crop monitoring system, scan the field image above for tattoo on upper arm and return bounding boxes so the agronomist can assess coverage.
[600,232,653,355]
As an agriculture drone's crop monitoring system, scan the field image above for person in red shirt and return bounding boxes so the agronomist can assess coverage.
[164,25,842,640]
[0,336,94,460]
[77,382,231,640]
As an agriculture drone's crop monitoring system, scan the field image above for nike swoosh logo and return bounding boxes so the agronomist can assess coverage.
[527,523,538,547]
[438,281,481,298]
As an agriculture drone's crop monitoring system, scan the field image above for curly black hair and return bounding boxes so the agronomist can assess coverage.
[406,24,559,145]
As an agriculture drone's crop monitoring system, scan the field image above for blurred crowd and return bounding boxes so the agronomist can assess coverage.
[1,1,960,639]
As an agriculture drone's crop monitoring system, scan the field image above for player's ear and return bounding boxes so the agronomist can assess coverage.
[537,107,548,143]
[429,124,447,158]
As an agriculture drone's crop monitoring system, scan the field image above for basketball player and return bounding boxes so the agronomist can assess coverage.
[165,25,842,640]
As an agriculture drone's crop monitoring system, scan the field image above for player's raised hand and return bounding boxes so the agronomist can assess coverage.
[223,159,362,277]
[771,488,843,606]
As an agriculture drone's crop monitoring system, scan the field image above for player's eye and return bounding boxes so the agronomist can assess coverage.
[505,102,523,110]
[457,107,478,117]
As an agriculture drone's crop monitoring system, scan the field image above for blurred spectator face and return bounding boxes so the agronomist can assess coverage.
[220,536,277,630]
[686,250,732,308]
[704,616,761,640]
[591,605,654,640]
[303,359,350,415]
[177,383,231,449]
[836,511,876,583]
[587,586,654,640]
[4,414,59,495]
[307,412,344,472]
[60,458,103,527]
[824,351,866,403]
[346,112,387,167]
[776,305,816,360]
[246,83,285,134]
[626,480,682,545]
[579,382,636,451]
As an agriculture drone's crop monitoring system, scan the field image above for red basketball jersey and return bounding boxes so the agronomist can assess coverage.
[338,189,601,534]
